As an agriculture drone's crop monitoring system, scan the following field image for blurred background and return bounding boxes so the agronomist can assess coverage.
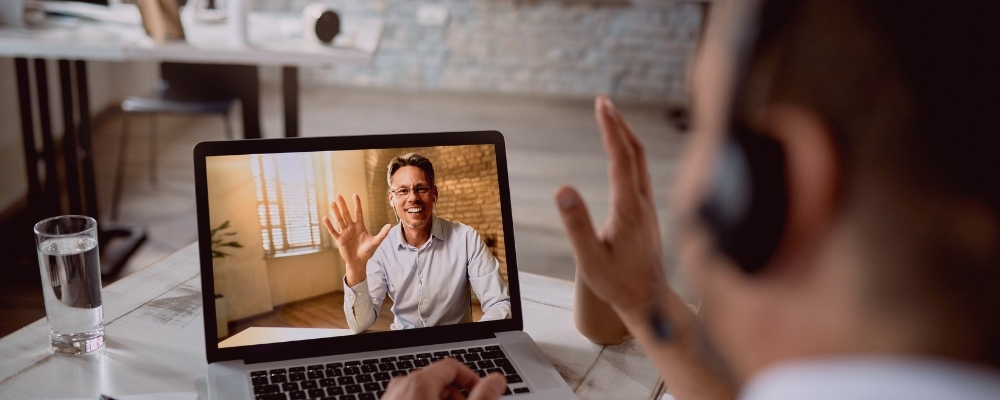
[0,0,705,337]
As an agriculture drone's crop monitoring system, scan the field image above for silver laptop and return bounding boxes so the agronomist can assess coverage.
[194,131,576,400]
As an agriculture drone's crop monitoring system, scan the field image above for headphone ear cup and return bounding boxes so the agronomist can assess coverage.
[698,133,788,274]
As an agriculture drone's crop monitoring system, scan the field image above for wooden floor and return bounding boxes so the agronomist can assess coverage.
[227,292,486,339]
[0,83,684,338]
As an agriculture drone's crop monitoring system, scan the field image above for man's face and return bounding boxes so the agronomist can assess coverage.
[389,166,436,230]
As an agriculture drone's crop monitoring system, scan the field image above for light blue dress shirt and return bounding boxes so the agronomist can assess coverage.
[343,215,511,333]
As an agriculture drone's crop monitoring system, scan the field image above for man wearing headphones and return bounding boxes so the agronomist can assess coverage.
[323,153,511,334]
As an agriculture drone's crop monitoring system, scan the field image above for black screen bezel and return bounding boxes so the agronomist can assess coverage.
[194,131,523,364]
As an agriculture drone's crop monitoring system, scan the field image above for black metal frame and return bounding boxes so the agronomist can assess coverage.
[15,58,146,278]
[193,131,523,365]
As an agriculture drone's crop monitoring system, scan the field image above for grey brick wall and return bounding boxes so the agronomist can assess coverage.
[252,0,703,102]
[364,145,507,280]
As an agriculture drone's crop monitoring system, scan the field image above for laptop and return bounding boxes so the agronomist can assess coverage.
[194,131,577,400]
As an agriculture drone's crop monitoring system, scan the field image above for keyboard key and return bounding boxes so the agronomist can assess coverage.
[451,354,465,362]
[300,380,318,390]
[254,384,280,395]
[252,375,269,386]
[327,362,344,369]
[282,382,300,392]
[343,367,361,376]
[337,376,355,386]
[431,357,443,362]
[363,359,380,365]
[477,360,495,369]
[396,361,413,370]
[288,390,307,400]
[433,351,450,357]
[361,365,378,374]
[358,393,376,400]
[256,394,287,400]
[289,367,306,373]
[326,386,345,396]
[363,382,380,392]
[338,395,357,400]
[252,370,269,377]
[494,358,512,367]
[397,355,415,360]
[513,387,531,394]
[503,386,512,395]
[379,357,397,363]
[501,366,517,376]
[307,371,324,380]
[415,353,432,359]
[326,368,344,377]
[319,378,338,388]
[480,351,502,360]
[467,347,484,353]
[378,363,396,372]
[485,345,501,352]
[376,390,385,398]
[464,362,477,370]
[450,349,467,355]
[308,365,324,371]
[390,370,407,377]
[345,361,361,367]
[413,359,430,368]
[487,368,504,375]
[270,369,289,376]
[474,370,486,377]
[289,372,306,382]
[356,374,374,383]
[463,353,482,362]
[373,372,390,381]
[506,375,523,384]
[346,384,363,394]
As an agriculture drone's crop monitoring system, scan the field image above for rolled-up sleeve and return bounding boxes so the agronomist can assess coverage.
[467,231,510,321]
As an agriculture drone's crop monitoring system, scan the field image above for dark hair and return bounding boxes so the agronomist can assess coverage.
[741,0,1000,363]
[387,153,435,187]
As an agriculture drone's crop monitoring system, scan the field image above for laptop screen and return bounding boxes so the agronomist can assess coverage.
[200,141,515,351]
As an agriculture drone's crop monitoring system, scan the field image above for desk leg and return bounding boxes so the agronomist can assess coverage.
[15,58,42,224]
[283,65,299,137]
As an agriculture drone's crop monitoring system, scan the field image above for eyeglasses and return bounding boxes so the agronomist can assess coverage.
[390,185,433,197]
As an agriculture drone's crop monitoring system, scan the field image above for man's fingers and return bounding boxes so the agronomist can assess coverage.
[353,194,366,227]
[322,216,340,239]
[373,224,391,244]
[616,114,653,203]
[336,194,355,225]
[595,95,640,206]
[329,200,346,233]
[467,374,507,400]
[415,359,480,392]
[555,186,604,265]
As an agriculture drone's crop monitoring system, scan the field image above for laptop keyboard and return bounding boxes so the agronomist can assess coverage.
[250,345,532,399]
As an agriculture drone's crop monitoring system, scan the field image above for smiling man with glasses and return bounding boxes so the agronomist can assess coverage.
[323,153,512,334]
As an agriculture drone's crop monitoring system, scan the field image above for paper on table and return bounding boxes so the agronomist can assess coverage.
[61,393,199,400]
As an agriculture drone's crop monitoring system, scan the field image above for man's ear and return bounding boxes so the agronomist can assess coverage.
[758,103,841,262]
[431,186,439,203]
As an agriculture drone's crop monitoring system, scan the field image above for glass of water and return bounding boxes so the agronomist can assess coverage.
[33,215,105,354]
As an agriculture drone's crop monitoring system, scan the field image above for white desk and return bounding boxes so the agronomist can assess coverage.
[0,243,664,399]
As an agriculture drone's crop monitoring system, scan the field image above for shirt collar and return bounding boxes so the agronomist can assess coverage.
[395,214,446,250]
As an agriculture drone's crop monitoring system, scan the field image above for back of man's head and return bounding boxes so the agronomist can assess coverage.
[740,0,1000,364]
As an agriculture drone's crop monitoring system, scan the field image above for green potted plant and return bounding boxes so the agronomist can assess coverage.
[211,220,242,338]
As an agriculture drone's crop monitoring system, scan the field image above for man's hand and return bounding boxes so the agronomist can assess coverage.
[555,95,667,316]
[382,358,507,400]
[323,194,391,287]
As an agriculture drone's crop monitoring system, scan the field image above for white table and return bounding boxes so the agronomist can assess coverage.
[0,243,664,399]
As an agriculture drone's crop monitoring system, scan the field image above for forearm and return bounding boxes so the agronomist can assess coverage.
[616,289,737,400]
[343,277,378,333]
[345,262,366,287]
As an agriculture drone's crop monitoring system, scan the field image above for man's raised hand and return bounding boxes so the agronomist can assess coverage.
[323,194,391,286]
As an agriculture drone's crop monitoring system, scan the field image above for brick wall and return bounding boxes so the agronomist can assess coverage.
[364,145,507,279]
[251,0,704,103]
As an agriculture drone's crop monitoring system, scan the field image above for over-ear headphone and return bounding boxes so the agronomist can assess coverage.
[696,0,790,274]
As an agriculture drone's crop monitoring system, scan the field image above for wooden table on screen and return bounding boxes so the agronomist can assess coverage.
[0,243,665,399]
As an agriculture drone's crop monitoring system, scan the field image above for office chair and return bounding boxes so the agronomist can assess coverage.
[110,88,236,221]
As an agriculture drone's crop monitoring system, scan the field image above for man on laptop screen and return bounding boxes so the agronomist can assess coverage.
[325,153,511,333]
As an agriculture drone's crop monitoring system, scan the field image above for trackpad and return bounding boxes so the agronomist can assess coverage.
[508,342,559,390]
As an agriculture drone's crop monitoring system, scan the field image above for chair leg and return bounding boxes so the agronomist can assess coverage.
[149,114,157,185]
[112,113,133,221]
[222,111,234,140]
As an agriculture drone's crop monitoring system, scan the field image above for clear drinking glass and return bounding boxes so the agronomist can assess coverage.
[34,215,105,354]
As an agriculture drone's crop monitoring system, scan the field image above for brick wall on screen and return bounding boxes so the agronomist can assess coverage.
[251,0,703,102]
[364,146,507,279]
